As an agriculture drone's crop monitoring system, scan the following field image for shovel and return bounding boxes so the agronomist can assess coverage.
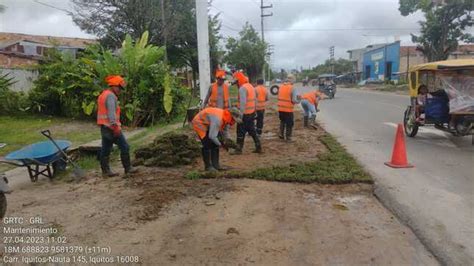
[41,130,86,181]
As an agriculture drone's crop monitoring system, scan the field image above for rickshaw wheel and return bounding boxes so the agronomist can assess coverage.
[404,106,418,137]
[270,85,279,96]
[0,192,6,219]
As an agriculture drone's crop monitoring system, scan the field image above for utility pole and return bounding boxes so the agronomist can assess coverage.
[260,0,272,83]
[195,0,211,101]
[329,46,335,74]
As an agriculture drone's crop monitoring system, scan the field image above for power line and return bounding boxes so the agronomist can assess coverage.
[32,0,73,15]
[221,26,419,32]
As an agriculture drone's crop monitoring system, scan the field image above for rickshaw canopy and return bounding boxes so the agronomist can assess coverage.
[409,59,474,72]
[408,59,474,97]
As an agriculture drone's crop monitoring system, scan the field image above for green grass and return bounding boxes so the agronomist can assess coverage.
[185,134,373,184]
[0,115,99,157]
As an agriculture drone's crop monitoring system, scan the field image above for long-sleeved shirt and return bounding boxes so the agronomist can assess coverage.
[105,93,118,125]
[207,115,223,146]
[202,84,231,109]
[290,86,300,104]
[238,85,257,114]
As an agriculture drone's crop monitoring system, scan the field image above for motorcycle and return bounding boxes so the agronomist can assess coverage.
[320,84,336,99]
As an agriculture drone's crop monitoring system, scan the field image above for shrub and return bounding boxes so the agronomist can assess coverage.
[0,73,30,114]
[30,31,189,126]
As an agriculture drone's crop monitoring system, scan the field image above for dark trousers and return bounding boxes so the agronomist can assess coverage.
[200,131,219,169]
[279,111,294,138]
[236,112,259,149]
[256,110,265,135]
[100,126,131,170]
[200,133,219,150]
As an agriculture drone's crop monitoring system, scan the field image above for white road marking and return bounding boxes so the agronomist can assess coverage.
[383,122,457,148]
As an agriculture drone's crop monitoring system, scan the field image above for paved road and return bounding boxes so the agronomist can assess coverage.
[297,87,473,265]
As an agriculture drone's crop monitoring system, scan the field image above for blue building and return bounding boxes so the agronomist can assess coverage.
[363,41,400,81]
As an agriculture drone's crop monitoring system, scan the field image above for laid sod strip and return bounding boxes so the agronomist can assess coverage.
[186,134,373,184]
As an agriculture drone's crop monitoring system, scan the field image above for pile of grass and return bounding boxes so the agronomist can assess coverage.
[186,134,372,184]
[133,132,201,167]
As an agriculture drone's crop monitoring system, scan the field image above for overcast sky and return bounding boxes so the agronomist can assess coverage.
[0,0,468,69]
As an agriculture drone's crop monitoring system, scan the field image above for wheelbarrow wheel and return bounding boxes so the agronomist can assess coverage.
[0,192,6,219]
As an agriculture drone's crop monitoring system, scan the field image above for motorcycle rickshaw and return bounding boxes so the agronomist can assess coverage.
[403,59,474,137]
[315,74,337,99]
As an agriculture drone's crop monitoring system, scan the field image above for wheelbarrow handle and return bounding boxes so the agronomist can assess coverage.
[41,130,51,138]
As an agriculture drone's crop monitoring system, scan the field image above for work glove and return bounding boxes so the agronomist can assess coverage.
[110,124,121,137]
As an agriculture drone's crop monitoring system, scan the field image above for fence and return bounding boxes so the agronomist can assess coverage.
[0,68,38,92]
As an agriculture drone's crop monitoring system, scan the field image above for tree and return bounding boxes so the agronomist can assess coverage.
[225,23,267,82]
[399,0,473,61]
[71,0,223,83]
[299,58,353,80]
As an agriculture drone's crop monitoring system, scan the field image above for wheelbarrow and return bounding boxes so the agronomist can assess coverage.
[2,140,71,182]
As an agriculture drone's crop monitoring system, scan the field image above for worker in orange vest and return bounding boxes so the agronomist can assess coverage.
[202,69,231,110]
[231,71,262,154]
[192,107,242,171]
[255,79,269,136]
[300,90,326,129]
[97,75,138,177]
[277,74,300,142]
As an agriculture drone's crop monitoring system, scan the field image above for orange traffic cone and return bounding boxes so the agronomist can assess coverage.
[385,123,414,168]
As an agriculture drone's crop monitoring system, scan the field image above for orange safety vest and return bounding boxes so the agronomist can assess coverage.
[278,83,295,113]
[255,85,267,111]
[97,89,121,126]
[192,107,225,139]
[301,91,319,105]
[208,82,230,109]
[237,83,256,114]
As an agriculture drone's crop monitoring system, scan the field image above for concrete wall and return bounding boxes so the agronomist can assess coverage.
[0,68,38,92]
[363,41,400,81]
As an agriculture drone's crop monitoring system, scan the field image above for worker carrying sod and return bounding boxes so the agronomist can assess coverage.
[300,89,326,129]
[192,107,242,171]
[255,79,269,136]
[97,75,138,177]
[277,74,300,142]
[201,69,231,110]
[231,71,262,154]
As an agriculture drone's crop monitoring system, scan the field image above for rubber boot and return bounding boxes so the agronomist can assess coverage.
[121,153,138,176]
[279,122,285,140]
[202,148,217,171]
[286,125,294,142]
[251,134,262,153]
[230,138,244,155]
[211,148,228,171]
[100,156,119,177]
[303,116,309,128]
[310,115,318,130]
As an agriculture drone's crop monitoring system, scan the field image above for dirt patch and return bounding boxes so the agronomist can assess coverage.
[128,166,236,221]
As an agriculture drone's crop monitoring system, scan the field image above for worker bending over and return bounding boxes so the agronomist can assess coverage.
[300,90,326,129]
[192,107,242,171]
[255,79,269,136]
[202,69,231,110]
[277,74,300,142]
[97,75,138,177]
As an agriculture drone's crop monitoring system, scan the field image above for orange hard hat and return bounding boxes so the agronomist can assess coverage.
[215,69,226,79]
[105,75,126,87]
[233,71,248,87]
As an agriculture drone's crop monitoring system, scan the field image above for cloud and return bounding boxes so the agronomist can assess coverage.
[212,0,428,69]
[0,0,93,38]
